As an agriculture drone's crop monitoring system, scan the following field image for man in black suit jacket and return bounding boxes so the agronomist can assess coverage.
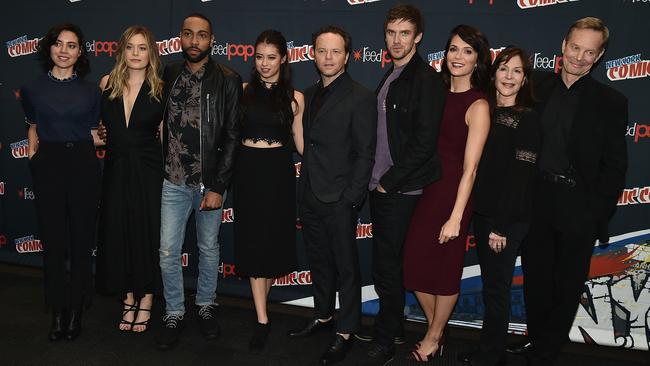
[521,17,628,366]
[356,5,446,366]
[287,26,377,365]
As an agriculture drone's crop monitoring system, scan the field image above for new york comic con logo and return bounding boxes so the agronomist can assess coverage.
[517,0,579,9]
[6,35,39,57]
[15,235,42,254]
[347,0,381,4]
[287,41,314,64]
[618,185,650,206]
[353,46,392,69]
[606,54,650,81]
[10,139,29,159]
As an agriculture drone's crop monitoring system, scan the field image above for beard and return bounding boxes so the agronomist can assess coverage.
[182,46,211,63]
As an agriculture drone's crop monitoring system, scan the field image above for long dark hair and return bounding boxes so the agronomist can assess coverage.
[487,46,535,112]
[243,30,296,131]
[441,24,490,93]
[37,23,90,77]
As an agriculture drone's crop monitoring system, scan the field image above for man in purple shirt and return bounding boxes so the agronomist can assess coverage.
[356,4,446,366]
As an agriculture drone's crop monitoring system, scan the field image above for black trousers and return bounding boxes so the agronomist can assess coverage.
[521,180,598,362]
[368,190,420,347]
[30,141,101,311]
[473,214,528,365]
[300,182,361,333]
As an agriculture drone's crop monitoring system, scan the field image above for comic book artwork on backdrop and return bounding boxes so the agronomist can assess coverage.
[1,0,648,351]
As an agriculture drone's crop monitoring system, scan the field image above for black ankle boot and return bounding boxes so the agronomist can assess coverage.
[49,310,67,342]
[65,308,83,340]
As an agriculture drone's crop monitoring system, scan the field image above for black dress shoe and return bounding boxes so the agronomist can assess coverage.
[506,341,532,355]
[65,308,83,340]
[249,322,271,351]
[320,334,353,365]
[288,318,333,338]
[48,310,67,342]
[458,352,474,364]
[458,351,506,366]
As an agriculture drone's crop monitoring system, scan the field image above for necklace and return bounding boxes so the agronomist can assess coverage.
[48,70,77,82]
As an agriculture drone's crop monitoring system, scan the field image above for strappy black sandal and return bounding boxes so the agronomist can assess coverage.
[120,302,138,331]
[132,306,151,333]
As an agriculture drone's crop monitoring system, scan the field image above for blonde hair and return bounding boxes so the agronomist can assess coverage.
[106,25,163,101]
[566,17,609,50]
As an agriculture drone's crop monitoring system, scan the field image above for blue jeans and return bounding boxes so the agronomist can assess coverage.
[159,179,223,315]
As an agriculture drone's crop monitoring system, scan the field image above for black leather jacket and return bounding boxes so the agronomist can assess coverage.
[161,57,242,194]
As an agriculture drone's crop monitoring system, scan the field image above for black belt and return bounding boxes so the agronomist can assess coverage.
[541,171,576,187]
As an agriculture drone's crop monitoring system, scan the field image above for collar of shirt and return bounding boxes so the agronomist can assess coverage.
[318,71,348,95]
[183,61,207,80]
[558,72,590,93]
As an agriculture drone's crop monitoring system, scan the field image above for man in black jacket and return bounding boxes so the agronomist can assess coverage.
[357,5,446,366]
[287,26,376,365]
[156,13,241,350]
[520,17,627,365]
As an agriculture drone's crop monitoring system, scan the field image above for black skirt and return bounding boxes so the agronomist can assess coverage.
[233,145,297,278]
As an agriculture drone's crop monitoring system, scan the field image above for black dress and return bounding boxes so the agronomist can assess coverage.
[97,81,164,299]
[233,85,297,278]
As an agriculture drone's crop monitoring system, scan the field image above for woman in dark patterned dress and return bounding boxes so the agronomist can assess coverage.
[402,25,491,361]
[96,26,164,333]
[233,30,305,350]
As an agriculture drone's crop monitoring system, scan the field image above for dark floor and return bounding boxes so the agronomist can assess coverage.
[0,264,647,366]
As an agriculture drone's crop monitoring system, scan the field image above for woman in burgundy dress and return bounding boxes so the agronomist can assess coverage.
[402,25,491,361]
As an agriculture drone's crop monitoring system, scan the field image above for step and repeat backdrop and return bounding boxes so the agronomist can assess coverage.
[0,0,648,351]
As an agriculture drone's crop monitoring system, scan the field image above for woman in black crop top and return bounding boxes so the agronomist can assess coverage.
[232,29,305,351]
[20,23,101,342]
[463,47,542,366]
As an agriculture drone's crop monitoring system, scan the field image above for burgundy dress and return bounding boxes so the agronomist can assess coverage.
[403,88,485,295]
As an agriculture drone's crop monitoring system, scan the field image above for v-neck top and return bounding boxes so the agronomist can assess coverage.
[100,80,163,157]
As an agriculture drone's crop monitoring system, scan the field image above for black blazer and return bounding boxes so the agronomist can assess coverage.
[300,73,377,206]
[376,53,447,193]
[533,71,628,237]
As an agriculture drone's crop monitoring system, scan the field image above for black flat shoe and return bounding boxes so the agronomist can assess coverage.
[48,310,67,342]
[288,318,333,338]
[320,334,353,365]
[506,341,532,355]
[249,322,271,351]
[65,308,82,340]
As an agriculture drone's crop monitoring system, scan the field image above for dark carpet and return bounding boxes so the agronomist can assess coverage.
[0,264,647,366]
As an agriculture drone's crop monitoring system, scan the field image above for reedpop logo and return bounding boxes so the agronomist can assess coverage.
[352,46,392,68]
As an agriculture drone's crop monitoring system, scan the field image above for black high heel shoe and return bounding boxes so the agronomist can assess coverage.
[65,308,83,340]
[132,306,151,333]
[49,310,67,342]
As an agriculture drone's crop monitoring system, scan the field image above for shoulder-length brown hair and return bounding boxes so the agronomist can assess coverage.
[487,46,535,112]
[105,25,163,101]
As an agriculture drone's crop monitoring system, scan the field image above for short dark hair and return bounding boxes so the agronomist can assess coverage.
[441,24,491,93]
[37,23,90,77]
[384,4,424,36]
[311,25,352,55]
[182,13,213,34]
[487,46,535,112]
